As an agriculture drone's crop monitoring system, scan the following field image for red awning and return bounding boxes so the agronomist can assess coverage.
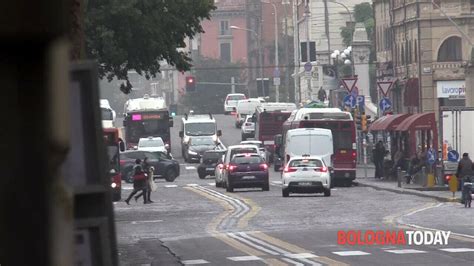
[395,112,436,132]
[369,114,412,131]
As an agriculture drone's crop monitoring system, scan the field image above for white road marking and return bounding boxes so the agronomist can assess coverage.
[227,233,279,255]
[440,248,474,253]
[385,249,427,254]
[281,258,304,266]
[181,259,210,265]
[284,253,318,259]
[186,184,199,187]
[185,166,196,170]
[165,185,178,188]
[227,255,262,261]
[208,183,216,186]
[238,232,288,254]
[332,251,371,256]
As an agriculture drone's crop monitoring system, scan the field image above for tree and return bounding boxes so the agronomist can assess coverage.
[340,2,374,48]
[85,0,216,93]
[180,56,243,114]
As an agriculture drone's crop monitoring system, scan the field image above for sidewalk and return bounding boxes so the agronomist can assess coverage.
[355,166,460,203]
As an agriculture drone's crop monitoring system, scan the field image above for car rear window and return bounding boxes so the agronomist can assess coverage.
[227,95,245,100]
[289,159,323,167]
[231,148,257,158]
[232,155,263,164]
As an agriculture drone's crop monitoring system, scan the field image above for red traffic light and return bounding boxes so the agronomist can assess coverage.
[185,76,196,91]
[186,76,195,83]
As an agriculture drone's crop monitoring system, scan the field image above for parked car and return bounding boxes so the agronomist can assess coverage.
[241,116,255,141]
[137,136,169,154]
[281,155,331,197]
[185,136,219,163]
[120,150,180,183]
[197,150,226,179]
[223,153,269,192]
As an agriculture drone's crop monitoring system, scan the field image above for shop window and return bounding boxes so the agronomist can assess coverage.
[437,36,462,62]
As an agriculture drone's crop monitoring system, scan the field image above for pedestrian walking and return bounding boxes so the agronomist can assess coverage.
[373,141,386,179]
[135,157,155,203]
[125,159,148,205]
[456,153,473,192]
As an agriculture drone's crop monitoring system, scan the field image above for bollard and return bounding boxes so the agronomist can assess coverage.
[397,167,402,188]
[421,166,426,186]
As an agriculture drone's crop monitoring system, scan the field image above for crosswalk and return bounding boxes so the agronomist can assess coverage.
[180,246,474,264]
[122,182,216,190]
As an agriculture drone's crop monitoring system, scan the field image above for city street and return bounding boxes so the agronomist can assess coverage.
[115,115,474,266]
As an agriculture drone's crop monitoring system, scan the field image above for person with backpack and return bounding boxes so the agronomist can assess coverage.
[125,159,148,205]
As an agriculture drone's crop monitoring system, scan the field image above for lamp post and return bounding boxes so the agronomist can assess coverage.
[230,25,263,97]
[331,47,353,79]
[304,2,311,102]
[261,0,279,102]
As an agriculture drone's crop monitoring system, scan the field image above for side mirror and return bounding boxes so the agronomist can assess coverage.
[179,131,184,138]
[119,141,125,152]
[217,130,222,137]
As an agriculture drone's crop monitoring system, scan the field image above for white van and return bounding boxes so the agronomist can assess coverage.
[235,98,263,128]
[283,128,334,168]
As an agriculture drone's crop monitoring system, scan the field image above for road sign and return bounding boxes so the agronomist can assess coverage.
[377,80,394,97]
[273,68,280,78]
[304,62,312,72]
[447,150,459,162]
[343,94,357,109]
[341,77,358,93]
[379,97,392,112]
[273,77,281,86]
[357,95,365,108]
[427,148,436,165]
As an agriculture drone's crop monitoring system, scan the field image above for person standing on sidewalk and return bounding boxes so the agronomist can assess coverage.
[456,153,473,191]
[125,159,148,205]
[374,141,386,179]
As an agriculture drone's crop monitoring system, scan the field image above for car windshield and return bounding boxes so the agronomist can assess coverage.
[289,159,323,168]
[185,122,216,136]
[190,138,215,146]
[232,155,263,164]
[139,139,164,147]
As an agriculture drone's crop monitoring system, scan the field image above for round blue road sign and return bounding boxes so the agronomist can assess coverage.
[447,150,459,162]
[343,95,357,109]
[304,62,312,72]
[379,97,392,112]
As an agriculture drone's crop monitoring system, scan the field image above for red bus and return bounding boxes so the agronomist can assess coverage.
[279,108,356,186]
[254,103,297,163]
[103,128,125,201]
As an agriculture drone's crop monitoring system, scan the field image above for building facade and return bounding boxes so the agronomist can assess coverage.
[374,0,474,116]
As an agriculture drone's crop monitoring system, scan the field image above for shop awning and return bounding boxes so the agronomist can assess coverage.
[395,112,436,132]
[369,113,412,131]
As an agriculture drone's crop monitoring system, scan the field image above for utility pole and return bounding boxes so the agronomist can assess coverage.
[231,76,235,94]
[305,1,311,102]
[284,0,291,102]
[323,0,331,64]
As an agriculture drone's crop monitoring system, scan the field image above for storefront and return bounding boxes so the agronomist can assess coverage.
[436,80,466,107]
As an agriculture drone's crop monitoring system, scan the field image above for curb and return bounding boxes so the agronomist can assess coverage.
[355,181,460,203]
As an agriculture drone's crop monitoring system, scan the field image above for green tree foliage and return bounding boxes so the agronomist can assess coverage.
[85,0,216,93]
[340,2,374,48]
[180,56,243,114]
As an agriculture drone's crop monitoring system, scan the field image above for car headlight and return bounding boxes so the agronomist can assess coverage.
[188,150,198,155]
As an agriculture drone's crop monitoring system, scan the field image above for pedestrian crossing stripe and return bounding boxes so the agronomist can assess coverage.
[181,259,209,265]
[440,248,474,253]
[332,251,371,256]
[165,185,178,188]
[284,253,318,259]
[227,255,262,261]
[385,249,426,254]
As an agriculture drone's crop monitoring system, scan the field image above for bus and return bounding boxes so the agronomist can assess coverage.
[278,108,356,186]
[254,103,297,163]
[103,127,125,201]
[122,95,173,150]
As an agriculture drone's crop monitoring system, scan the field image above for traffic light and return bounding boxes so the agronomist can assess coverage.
[186,76,196,92]
[365,115,372,132]
[354,109,362,131]
[361,114,367,132]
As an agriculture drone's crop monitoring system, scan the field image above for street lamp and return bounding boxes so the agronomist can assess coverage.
[331,46,353,80]
[261,0,280,102]
[230,25,263,97]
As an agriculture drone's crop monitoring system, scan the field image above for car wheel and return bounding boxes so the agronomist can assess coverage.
[262,182,270,191]
[324,188,331,197]
[165,169,177,182]
[226,182,234,192]
[282,189,289,197]
[215,179,221,187]
[198,173,206,179]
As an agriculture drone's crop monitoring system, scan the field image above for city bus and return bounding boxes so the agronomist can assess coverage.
[122,95,173,150]
[103,127,125,201]
[278,108,356,186]
[254,103,297,163]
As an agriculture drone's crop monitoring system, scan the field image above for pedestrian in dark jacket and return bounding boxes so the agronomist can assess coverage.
[374,141,386,179]
[457,153,473,191]
[125,159,148,205]
[135,157,154,203]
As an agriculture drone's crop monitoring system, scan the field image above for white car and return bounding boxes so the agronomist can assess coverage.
[224,93,246,114]
[241,116,255,141]
[137,137,169,154]
[281,155,331,197]
[240,140,267,161]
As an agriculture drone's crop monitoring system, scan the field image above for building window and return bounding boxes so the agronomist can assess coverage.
[220,20,230,36]
[437,36,462,62]
[220,42,231,62]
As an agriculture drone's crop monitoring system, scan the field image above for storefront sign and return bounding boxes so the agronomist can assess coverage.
[436,80,466,99]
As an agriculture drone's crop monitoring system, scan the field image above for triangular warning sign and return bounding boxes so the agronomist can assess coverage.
[377,81,394,96]
[341,78,358,93]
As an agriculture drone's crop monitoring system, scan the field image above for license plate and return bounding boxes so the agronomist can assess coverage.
[299,182,312,186]
[302,168,308,171]
[206,168,214,171]
[242,176,255,179]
